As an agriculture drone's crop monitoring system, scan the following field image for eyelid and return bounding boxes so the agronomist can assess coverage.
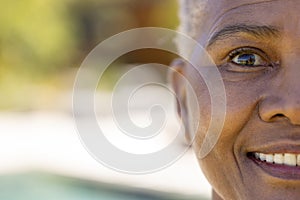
[218,47,278,74]
[227,46,275,68]
[224,63,266,72]
[228,47,268,61]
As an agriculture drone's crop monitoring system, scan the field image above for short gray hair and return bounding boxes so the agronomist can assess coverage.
[176,0,209,57]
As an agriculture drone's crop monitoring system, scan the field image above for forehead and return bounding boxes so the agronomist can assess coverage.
[207,0,279,13]
[205,0,280,24]
[198,0,300,43]
[205,0,279,29]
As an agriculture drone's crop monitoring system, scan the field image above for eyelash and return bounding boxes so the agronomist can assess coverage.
[217,47,279,74]
[228,47,269,65]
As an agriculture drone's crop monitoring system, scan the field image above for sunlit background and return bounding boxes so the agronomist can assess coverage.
[0,0,211,199]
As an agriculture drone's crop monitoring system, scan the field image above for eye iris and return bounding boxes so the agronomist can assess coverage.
[236,54,256,65]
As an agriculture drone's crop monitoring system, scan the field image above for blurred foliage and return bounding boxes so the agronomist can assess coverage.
[0,0,178,110]
[0,0,76,76]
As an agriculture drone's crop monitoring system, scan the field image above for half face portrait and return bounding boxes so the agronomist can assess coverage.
[172,0,300,199]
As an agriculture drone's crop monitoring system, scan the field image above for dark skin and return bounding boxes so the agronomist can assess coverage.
[172,0,300,199]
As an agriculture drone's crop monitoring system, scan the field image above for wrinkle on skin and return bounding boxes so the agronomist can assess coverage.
[174,0,300,199]
[207,24,280,48]
[205,0,281,37]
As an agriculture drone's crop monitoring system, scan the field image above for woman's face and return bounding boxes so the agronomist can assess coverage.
[176,0,300,199]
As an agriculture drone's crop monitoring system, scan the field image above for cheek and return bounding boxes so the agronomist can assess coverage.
[191,81,264,196]
[224,81,263,132]
[191,80,260,155]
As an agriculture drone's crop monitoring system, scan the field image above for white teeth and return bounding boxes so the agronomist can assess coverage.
[284,153,297,166]
[259,153,266,161]
[266,154,274,163]
[274,154,283,164]
[254,153,300,166]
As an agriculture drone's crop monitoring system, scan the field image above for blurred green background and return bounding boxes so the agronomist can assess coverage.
[0,0,179,110]
[0,2,213,200]
[0,172,206,200]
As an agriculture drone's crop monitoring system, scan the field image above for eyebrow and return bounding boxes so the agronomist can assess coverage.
[207,24,280,48]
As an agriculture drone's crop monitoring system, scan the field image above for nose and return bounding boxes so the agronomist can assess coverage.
[259,67,300,125]
[259,96,300,125]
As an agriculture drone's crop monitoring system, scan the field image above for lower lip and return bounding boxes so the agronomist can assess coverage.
[248,153,300,180]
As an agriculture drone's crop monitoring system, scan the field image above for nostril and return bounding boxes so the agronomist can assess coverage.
[259,97,300,124]
[270,113,286,121]
[273,113,285,118]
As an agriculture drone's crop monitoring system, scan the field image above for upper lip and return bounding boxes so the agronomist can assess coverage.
[246,141,300,154]
[242,126,300,154]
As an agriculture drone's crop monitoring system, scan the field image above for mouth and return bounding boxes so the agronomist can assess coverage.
[248,152,300,180]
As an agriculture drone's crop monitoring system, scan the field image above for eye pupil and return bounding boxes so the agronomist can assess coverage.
[237,54,256,65]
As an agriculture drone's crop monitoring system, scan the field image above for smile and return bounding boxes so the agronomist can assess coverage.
[248,152,300,180]
[254,152,300,167]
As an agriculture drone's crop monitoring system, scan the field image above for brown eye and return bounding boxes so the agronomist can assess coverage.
[224,48,275,73]
[231,53,265,66]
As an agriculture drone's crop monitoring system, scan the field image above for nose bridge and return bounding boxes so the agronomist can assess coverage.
[259,6,300,125]
[259,59,300,125]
